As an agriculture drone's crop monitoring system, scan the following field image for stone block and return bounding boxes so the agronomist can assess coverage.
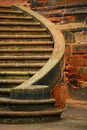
[11,85,50,99]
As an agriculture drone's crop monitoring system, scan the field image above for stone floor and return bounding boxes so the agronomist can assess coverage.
[0,98,87,130]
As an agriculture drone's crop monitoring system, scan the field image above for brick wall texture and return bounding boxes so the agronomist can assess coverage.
[65,43,87,86]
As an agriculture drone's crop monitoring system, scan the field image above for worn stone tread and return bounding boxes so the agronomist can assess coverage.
[0,34,51,37]
[0,22,40,25]
[0,108,63,116]
[0,48,53,52]
[0,16,33,19]
[0,10,23,14]
[0,55,51,59]
[0,28,47,32]
[0,41,53,45]
[0,88,10,93]
[0,79,24,84]
[0,97,56,104]
[0,63,45,67]
[0,71,36,75]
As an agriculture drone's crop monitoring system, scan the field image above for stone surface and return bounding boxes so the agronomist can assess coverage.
[0,99,87,130]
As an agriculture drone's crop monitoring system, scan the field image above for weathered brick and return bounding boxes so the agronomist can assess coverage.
[69,56,83,66]
[78,74,87,81]
[0,0,24,6]
[78,67,87,74]
[66,16,76,22]
[65,45,70,55]
[69,66,78,74]
[83,57,87,66]
[73,54,83,58]
[72,44,87,54]
[83,54,87,58]
[65,55,69,61]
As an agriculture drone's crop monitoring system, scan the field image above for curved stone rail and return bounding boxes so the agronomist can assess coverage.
[10,5,65,99]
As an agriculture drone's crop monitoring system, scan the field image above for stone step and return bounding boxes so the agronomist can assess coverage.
[0,28,48,35]
[0,67,41,72]
[0,56,50,64]
[0,62,44,72]
[0,97,55,111]
[0,34,51,39]
[0,28,47,35]
[0,48,53,52]
[0,45,53,50]
[11,85,51,99]
[0,10,23,16]
[0,71,36,80]
[0,41,53,48]
[0,6,11,11]
[0,79,25,88]
[0,108,62,124]
[0,42,53,49]
[0,63,44,72]
[0,22,41,30]
[0,35,52,42]
[0,49,52,56]
[0,55,50,60]
[0,41,53,45]
[0,97,55,105]
[0,16,33,22]
[0,71,36,76]
[0,22,41,26]
[0,63,45,68]
[0,79,24,85]
[0,88,10,97]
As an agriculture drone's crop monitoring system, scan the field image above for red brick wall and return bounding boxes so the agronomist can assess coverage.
[0,0,87,6]
[55,0,87,5]
[34,0,87,6]
[65,43,87,87]
[0,0,24,6]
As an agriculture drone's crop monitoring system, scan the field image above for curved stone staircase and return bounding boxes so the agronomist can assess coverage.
[0,5,65,123]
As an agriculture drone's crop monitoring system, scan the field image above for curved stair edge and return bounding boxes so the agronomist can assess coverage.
[10,5,65,99]
[10,5,65,100]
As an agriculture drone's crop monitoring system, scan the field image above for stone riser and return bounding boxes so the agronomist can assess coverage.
[0,6,11,11]
[0,16,33,22]
[0,45,53,49]
[0,103,55,111]
[0,11,23,16]
[0,67,41,72]
[0,83,22,89]
[0,52,52,56]
[0,38,51,42]
[0,59,48,64]
[0,111,61,124]
[0,31,47,35]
